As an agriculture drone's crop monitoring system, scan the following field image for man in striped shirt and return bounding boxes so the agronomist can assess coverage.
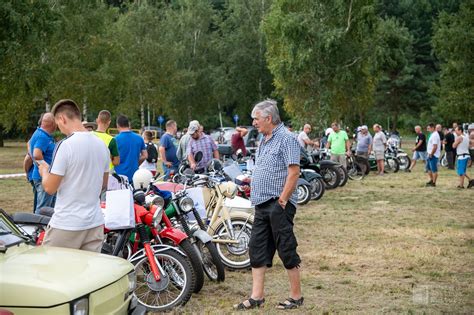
[234,99,303,310]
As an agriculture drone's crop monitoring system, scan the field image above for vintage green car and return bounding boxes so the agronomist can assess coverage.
[0,210,143,315]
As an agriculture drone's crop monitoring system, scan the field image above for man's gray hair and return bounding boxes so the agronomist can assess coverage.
[251,99,281,125]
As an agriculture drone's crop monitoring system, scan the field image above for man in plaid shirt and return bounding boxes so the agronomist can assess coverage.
[187,122,219,172]
[234,99,303,311]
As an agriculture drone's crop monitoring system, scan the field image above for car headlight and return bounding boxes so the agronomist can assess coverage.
[152,208,163,228]
[178,196,194,212]
[72,297,88,315]
[127,271,136,293]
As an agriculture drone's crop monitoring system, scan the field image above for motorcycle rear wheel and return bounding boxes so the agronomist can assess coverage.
[133,248,193,312]
[347,161,365,180]
[397,155,411,170]
[384,157,400,173]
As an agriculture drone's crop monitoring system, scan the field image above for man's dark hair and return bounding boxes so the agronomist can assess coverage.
[116,115,130,128]
[144,130,153,140]
[51,99,81,120]
[455,126,463,132]
[428,123,435,128]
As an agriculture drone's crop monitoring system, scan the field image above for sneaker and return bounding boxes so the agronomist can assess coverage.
[425,181,435,187]
[425,180,433,185]
[456,185,464,189]
[405,169,411,173]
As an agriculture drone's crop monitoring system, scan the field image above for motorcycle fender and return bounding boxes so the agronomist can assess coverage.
[397,153,408,157]
[297,178,311,187]
[208,211,254,236]
[320,160,338,166]
[159,227,188,245]
[129,244,186,264]
[192,229,213,243]
[301,171,321,181]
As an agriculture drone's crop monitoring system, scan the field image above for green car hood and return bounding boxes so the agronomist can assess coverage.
[0,245,133,307]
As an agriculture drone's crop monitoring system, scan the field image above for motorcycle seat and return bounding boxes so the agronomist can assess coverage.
[319,160,339,166]
[12,212,51,225]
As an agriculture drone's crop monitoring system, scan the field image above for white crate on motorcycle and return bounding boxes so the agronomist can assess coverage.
[224,196,254,214]
[185,187,207,220]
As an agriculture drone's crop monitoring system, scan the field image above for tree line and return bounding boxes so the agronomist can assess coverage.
[1,0,472,145]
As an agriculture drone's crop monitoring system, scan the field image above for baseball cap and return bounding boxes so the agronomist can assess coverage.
[325,127,333,136]
[468,124,474,130]
[187,120,200,135]
[361,125,368,130]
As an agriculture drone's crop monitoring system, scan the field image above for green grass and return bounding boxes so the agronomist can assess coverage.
[0,141,473,313]
[0,141,27,174]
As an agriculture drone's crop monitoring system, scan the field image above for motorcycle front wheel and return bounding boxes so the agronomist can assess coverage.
[397,155,411,170]
[320,166,340,189]
[296,184,311,205]
[384,157,400,173]
[133,248,193,312]
[197,240,225,282]
[309,178,325,200]
[337,166,348,187]
[213,216,253,269]
[347,161,365,180]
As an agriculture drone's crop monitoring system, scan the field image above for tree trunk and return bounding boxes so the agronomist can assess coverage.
[0,125,4,147]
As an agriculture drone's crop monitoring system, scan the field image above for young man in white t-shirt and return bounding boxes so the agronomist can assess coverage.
[39,99,110,252]
[425,123,441,187]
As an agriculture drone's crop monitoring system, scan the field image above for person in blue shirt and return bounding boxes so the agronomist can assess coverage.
[114,115,147,183]
[159,120,179,179]
[29,112,57,213]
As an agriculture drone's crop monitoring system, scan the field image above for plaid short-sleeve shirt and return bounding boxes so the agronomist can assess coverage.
[250,123,301,206]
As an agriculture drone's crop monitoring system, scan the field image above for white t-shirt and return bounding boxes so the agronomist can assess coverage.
[49,132,110,231]
[297,131,310,148]
[427,132,441,158]
[372,131,387,152]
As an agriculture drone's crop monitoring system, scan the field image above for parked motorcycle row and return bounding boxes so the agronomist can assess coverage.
[8,135,410,312]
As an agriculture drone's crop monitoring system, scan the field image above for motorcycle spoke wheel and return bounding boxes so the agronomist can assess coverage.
[133,249,193,312]
[198,240,225,282]
[214,219,252,269]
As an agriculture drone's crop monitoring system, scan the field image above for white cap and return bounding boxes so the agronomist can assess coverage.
[187,120,200,135]
[325,128,333,136]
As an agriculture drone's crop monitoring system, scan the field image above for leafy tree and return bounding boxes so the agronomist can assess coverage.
[432,1,474,122]
[264,0,379,130]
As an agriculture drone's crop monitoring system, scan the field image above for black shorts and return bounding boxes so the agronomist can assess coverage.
[249,198,301,269]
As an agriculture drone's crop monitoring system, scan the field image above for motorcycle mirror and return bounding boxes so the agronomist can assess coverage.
[194,151,203,163]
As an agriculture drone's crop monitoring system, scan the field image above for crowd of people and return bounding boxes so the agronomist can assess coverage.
[296,121,474,189]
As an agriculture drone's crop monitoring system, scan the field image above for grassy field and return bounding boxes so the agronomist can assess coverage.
[1,141,473,314]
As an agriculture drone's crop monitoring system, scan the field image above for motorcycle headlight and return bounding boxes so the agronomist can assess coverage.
[152,208,163,228]
[178,196,194,212]
[72,297,88,315]
[219,182,237,198]
[151,195,164,210]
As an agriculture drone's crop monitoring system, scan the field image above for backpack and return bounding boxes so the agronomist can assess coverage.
[146,142,158,163]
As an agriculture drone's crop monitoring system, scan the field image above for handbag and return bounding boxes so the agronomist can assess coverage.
[104,174,135,229]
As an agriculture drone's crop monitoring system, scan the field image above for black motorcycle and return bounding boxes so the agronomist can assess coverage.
[300,148,342,189]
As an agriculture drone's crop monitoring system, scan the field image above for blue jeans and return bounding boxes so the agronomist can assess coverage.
[425,156,439,173]
[33,180,56,214]
[162,163,179,180]
[30,180,37,213]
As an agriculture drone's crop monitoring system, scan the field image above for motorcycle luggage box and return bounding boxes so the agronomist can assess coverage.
[224,196,254,214]
[12,212,50,225]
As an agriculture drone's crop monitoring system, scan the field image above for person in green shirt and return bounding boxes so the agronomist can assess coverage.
[93,110,120,170]
[326,122,351,168]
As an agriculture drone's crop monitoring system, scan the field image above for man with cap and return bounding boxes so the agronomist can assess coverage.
[187,122,219,172]
[356,125,372,160]
[177,120,198,161]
